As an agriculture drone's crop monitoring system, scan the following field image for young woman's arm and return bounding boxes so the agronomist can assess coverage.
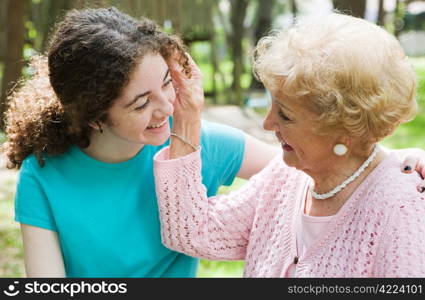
[21,224,65,277]
[237,134,280,180]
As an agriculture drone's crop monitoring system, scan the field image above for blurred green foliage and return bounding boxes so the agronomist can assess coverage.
[381,58,425,150]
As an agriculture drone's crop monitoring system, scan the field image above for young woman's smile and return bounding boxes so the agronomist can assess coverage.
[146,118,169,133]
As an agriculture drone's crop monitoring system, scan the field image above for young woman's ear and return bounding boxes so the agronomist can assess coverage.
[88,121,104,133]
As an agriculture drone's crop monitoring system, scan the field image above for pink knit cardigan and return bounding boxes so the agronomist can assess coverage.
[154,147,425,277]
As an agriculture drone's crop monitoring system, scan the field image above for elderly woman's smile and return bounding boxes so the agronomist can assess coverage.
[275,132,294,152]
[282,143,294,152]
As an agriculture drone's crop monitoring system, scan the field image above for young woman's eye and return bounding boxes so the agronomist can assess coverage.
[135,99,150,111]
[278,110,291,121]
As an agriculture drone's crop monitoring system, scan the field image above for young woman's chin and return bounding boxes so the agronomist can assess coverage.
[142,129,171,146]
[147,137,169,146]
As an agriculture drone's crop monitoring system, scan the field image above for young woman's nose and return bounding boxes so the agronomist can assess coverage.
[153,94,174,118]
[169,86,177,105]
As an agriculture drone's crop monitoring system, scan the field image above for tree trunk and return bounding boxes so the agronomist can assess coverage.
[377,0,385,26]
[291,0,297,23]
[0,0,8,63]
[31,0,74,53]
[211,1,231,105]
[71,0,88,9]
[249,0,276,91]
[394,0,404,39]
[210,34,219,104]
[332,0,367,18]
[0,0,29,130]
[230,0,249,106]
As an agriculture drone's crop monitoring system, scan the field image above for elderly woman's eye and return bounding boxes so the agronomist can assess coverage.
[278,110,291,121]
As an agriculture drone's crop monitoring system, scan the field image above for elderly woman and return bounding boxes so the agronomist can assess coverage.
[153,13,425,277]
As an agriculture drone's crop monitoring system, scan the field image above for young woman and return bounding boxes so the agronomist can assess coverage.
[4,7,277,278]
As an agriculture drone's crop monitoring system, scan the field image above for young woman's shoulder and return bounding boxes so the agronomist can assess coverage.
[200,119,244,143]
[20,148,73,175]
[20,154,42,173]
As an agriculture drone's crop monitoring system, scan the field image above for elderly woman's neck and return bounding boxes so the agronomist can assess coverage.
[310,145,386,196]
[304,146,387,216]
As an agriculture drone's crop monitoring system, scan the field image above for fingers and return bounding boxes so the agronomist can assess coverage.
[417,160,425,179]
[168,51,203,82]
[417,179,425,193]
[170,65,185,87]
[401,155,416,173]
[186,54,204,82]
[402,155,425,193]
[402,155,425,179]
[168,58,184,79]
[185,53,201,73]
[169,62,188,94]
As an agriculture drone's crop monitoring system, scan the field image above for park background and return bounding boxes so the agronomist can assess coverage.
[0,0,424,277]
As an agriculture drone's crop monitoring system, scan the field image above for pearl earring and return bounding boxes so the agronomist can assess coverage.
[333,144,348,156]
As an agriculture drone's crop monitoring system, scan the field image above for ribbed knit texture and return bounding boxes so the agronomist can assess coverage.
[154,147,425,277]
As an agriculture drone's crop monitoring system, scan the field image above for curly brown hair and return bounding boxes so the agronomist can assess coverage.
[3,7,189,169]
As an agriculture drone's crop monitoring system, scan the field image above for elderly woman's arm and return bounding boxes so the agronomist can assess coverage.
[154,147,280,260]
[160,54,281,260]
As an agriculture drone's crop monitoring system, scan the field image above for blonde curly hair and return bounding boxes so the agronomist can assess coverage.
[253,12,417,143]
[3,7,190,169]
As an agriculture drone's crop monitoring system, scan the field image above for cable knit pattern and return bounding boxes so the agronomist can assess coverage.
[154,147,425,277]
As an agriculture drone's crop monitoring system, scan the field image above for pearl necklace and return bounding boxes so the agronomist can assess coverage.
[311,145,380,200]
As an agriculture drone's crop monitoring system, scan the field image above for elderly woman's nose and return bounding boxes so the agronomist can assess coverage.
[263,110,275,131]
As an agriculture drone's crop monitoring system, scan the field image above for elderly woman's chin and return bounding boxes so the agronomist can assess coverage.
[282,151,301,170]
[279,142,299,167]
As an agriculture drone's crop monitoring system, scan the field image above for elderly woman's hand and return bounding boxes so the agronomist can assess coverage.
[167,52,204,158]
[169,52,204,122]
[394,147,425,192]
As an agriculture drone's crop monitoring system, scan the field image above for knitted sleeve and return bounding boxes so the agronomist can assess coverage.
[373,196,425,277]
[154,147,280,261]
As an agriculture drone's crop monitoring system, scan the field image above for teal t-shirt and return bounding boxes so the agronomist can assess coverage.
[14,120,245,278]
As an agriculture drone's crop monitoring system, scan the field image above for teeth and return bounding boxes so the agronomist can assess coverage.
[147,120,166,129]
